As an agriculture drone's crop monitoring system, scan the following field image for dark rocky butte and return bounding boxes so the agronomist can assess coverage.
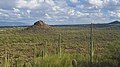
[26,20,50,32]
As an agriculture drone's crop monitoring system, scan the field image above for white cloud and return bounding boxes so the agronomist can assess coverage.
[89,0,103,6]
[2,14,9,17]
[68,10,75,15]
[70,0,79,3]
[13,8,20,12]
[27,10,31,14]
[16,0,55,9]
[76,11,86,17]
[103,0,110,4]
[109,10,120,18]
[45,0,55,6]
[14,13,21,18]
[52,6,60,11]
[0,0,120,24]
[16,0,40,9]
[112,0,120,5]
[45,13,52,19]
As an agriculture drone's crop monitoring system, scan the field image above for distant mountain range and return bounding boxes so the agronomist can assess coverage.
[0,21,30,26]
[108,21,120,25]
[0,20,120,26]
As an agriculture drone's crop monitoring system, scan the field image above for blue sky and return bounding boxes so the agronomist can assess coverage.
[0,0,120,25]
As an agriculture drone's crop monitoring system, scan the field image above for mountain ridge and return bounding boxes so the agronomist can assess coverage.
[0,21,30,26]
[108,21,120,25]
[0,20,120,26]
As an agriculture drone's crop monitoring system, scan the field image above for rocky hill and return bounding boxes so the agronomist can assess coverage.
[30,20,49,29]
[25,20,51,32]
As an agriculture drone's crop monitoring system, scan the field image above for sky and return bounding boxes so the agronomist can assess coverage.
[0,0,120,25]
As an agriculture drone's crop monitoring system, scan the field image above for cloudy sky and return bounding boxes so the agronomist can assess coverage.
[0,0,120,25]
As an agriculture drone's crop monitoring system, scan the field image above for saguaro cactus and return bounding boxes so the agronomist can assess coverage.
[4,45,8,67]
[42,41,47,58]
[58,34,62,57]
[33,44,37,67]
[89,23,94,67]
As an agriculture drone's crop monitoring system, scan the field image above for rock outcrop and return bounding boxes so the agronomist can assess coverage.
[31,20,49,29]
[26,20,50,32]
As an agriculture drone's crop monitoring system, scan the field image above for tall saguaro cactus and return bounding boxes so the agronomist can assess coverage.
[58,34,62,57]
[89,23,94,67]
[4,35,9,67]
[4,44,8,67]
[44,41,47,57]
[33,44,37,67]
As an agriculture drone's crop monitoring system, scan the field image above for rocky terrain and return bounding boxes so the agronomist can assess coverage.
[25,20,52,32]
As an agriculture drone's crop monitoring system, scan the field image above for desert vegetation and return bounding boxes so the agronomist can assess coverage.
[0,20,120,67]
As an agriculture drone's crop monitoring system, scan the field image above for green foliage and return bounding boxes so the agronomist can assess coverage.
[0,26,120,67]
